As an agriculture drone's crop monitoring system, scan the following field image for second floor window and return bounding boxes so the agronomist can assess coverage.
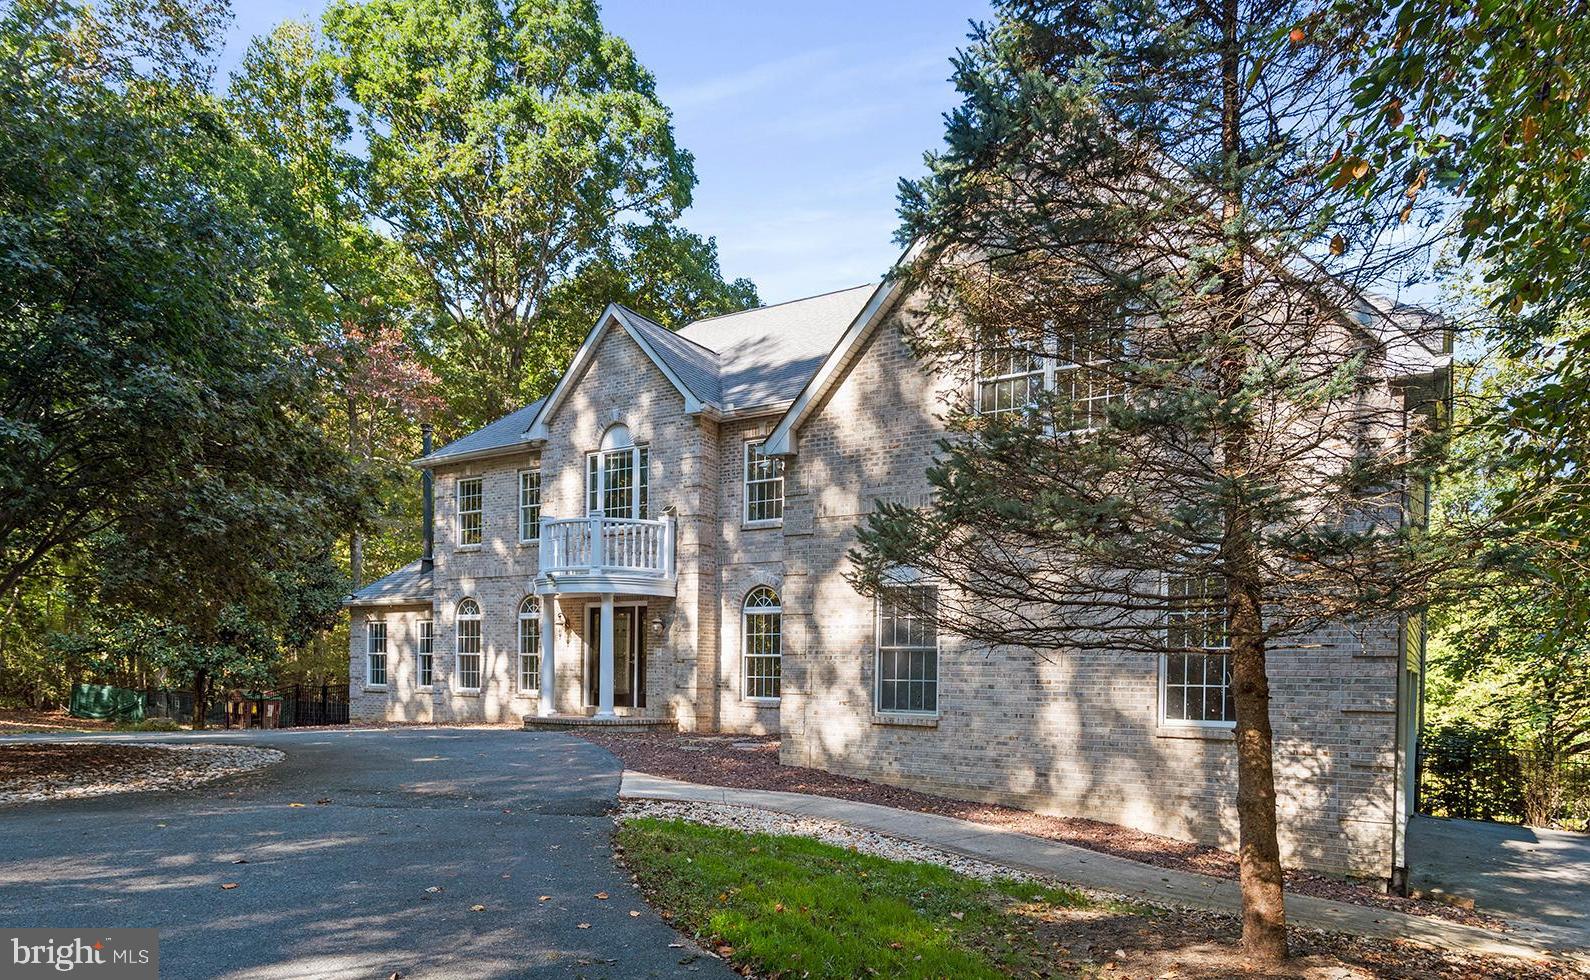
[744,442,784,525]
[457,477,483,546]
[975,324,1126,430]
[519,469,542,542]
[586,425,649,519]
[1162,574,1234,726]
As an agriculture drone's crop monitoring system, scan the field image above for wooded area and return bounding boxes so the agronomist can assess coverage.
[1,0,1586,966]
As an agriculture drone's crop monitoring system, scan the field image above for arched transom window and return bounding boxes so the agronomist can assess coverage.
[456,598,482,691]
[518,597,541,692]
[742,586,782,701]
[587,424,649,518]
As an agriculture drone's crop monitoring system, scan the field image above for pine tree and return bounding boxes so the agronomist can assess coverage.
[853,0,1456,961]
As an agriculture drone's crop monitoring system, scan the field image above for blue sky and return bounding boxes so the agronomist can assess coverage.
[217,1,993,303]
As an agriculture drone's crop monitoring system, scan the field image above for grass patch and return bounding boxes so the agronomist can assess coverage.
[617,816,1119,979]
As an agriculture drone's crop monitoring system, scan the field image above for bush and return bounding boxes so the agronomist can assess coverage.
[115,718,182,732]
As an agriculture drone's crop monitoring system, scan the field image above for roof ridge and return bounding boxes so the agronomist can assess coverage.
[683,283,875,329]
[615,303,724,358]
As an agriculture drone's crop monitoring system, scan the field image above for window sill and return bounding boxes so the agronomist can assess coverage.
[872,712,939,728]
[455,689,482,697]
[743,697,781,706]
[363,685,388,692]
[513,691,541,699]
[1154,723,1234,741]
[456,545,482,552]
[517,539,539,547]
[742,520,783,531]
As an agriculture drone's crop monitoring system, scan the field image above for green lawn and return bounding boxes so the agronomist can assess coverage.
[617,816,1133,979]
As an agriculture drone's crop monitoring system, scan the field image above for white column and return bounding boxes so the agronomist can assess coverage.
[596,592,616,718]
[537,594,556,718]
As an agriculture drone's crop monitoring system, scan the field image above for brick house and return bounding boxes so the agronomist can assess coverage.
[345,261,1450,884]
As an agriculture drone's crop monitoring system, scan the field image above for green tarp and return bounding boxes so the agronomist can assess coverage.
[68,682,146,722]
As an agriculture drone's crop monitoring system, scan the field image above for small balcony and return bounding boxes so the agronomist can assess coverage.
[536,514,677,597]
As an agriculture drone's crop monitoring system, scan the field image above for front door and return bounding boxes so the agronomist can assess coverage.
[586,606,646,708]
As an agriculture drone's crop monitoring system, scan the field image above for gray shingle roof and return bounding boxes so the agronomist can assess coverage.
[345,560,432,607]
[614,306,724,405]
[678,285,875,408]
[418,398,546,465]
[414,284,875,467]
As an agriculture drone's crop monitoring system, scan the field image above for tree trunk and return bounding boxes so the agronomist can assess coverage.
[191,669,208,730]
[1230,577,1288,962]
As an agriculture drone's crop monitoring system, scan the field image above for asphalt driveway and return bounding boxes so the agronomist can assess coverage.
[0,728,733,979]
[1408,814,1590,952]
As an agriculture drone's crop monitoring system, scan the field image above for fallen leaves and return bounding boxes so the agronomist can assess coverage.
[220,883,238,890]
[469,904,486,913]
[577,922,591,929]
[594,891,609,900]
[538,895,551,902]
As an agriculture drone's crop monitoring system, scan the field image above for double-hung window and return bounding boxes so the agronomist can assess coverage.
[518,469,542,542]
[975,324,1126,430]
[366,621,388,687]
[742,587,782,700]
[1161,574,1234,726]
[417,620,433,688]
[876,585,939,714]
[518,598,540,692]
[744,442,784,525]
[456,598,482,691]
[586,426,649,519]
[457,477,483,546]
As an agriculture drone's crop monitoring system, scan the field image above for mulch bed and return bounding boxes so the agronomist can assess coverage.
[1015,899,1577,979]
[577,731,1503,930]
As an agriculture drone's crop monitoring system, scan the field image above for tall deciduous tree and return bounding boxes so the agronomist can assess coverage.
[852,0,1456,962]
[0,0,378,716]
[323,0,699,429]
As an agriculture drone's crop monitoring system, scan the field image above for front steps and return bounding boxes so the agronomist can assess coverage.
[522,713,677,735]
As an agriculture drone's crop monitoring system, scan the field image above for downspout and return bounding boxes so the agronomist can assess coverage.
[420,424,435,573]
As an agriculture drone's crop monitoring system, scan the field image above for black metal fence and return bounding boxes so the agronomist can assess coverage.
[86,683,349,729]
[1419,723,1590,830]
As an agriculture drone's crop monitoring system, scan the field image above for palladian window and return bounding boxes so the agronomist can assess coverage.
[742,586,782,700]
[586,424,649,519]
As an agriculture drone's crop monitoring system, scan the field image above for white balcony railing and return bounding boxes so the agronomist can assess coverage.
[538,514,676,582]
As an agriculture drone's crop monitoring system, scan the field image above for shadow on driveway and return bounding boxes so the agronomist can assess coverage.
[0,728,733,979]
[1408,814,1590,952]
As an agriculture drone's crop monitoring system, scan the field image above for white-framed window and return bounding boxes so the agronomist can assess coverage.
[876,585,938,714]
[585,424,649,519]
[417,620,434,688]
[742,586,782,700]
[366,620,388,687]
[743,442,784,525]
[518,597,540,692]
[456,598,482,691]
[457,477,483,546]
[518,469,542,542]
[975,324,1126,430]
[1160,574,1234,726]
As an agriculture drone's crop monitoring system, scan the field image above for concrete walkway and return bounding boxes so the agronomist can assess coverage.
[622,772,1583,966]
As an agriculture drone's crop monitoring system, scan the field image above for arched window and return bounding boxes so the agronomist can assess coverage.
[742,586,782,701]
[587,424,648,518]
[456,598,482,691]
[518,597,541,692]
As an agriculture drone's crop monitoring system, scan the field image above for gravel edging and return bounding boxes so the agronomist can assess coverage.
[578,731,1503,930]
[0,742,283,805]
